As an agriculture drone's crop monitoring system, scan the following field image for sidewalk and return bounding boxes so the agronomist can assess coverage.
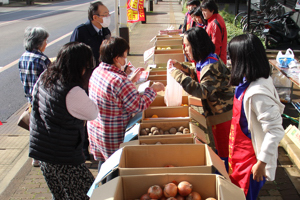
[0,1,300,200]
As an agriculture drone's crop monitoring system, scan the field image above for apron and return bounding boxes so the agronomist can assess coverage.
[228,88,257,196]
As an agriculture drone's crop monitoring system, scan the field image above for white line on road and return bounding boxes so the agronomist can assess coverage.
[0,31,72,74]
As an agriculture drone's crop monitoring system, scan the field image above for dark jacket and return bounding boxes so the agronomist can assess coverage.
[29,79,85,165]
[171,59,234,126]
[70,20,111,65]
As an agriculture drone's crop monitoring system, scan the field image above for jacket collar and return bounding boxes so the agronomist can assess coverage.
[85,20,99,36]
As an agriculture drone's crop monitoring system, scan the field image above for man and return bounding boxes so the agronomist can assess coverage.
[70,1,111,160]
[70,1,111,66]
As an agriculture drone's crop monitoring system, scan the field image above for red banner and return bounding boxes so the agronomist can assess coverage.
[127,0,145,23]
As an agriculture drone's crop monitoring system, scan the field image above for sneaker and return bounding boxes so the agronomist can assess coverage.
[32,159,40,167]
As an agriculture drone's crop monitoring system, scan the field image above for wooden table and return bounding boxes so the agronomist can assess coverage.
[269,59,300,102]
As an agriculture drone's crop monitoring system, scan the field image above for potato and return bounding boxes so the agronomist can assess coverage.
[156,142,162,145]
[164,131,170,135]
[169,127,177,134]
[177,126,185,132]
[183,128,190,134]
[175,132,183,135]
[140,129,148,135]
[159,129,164,135]
[145,128,150,134]
[151,127,159,133]
[148,133,153,136]
[153,130,160,135]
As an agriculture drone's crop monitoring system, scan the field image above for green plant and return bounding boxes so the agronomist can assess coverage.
[182,1,188,14]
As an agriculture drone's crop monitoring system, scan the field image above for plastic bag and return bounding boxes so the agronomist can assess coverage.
[276,48,294,68]
[164,60,183,106]
[271,68,292,102]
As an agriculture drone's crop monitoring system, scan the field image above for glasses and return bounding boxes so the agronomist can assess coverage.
[97,14,111,18]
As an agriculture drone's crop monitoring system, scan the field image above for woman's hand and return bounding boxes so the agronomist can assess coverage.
[151,82,165,92]
[130,67,144,83]
[124,65,134,75]
[251,160,267,182]
[169,59,182,70]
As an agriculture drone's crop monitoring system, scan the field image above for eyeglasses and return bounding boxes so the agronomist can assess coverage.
[97,14,111,18]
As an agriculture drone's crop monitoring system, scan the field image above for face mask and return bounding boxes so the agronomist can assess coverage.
[120,58,128,71]
[100,16,111,28]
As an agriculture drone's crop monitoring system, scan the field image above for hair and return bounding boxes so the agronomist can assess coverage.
[88,1,104,21]
[186,0,200,6]
[190,7,207,25]
[99,37,130,65]
[228,33,270,86]
[200,0,219,14]
[24,27,49,51]
[184,27,215,63]
[41,42,95,90]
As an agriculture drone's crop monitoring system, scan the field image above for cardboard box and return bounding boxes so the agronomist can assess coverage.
[149,69,166,76]
[91,173,245,200]
[120,137,196,148]
[154,53,185,63]
[142,106,190,122]
[150,95,189,107]
[156,39,183,46]
[156,35,182,39]
[156,45,183,50]
[154,49,183,54]
[149,80,167,86]
[189,107,207,129]
[148,74,167,81]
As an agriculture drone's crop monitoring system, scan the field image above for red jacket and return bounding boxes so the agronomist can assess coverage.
[206,14,227,64]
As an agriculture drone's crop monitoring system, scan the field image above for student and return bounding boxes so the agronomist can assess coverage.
[169,27,233,170]
[182,0,200,33]
[201,0,227,64]
[227,33,285,200]
[190,7,207,29]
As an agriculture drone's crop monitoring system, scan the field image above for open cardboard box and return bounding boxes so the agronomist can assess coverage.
[156,35,182,39]
[149,80,167,86]
[142,106,190,122]
[120,136,197,148]
[150,95,189,107]
[156,45,182,50]
[154,49,183,54]
[156,39,183,46]
[91,173,245,200]
[148,74,167,81]
[154,53,185,63]
[149,70,167,76]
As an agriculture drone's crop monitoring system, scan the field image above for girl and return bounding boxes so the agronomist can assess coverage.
[228,33,285,200]
[190,7,207,29]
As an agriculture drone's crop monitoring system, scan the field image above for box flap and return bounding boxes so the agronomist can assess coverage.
[206,145,230,180]
[189,107,207,128]
[189,123,207,143]
[119,140,139,148]
[90,176,120,200]
[125,112,142,131]
[188,96,203,106]
[123,123,140,143]
[217,175,246,200]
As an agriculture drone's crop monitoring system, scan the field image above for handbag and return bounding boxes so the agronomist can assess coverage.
[17,104,31,131]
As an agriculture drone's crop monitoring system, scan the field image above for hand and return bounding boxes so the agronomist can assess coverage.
[151,82,165,92]
[169,59,182,70]
[251,160,267,182]
[124,65,133,75]
[130,67,144,83]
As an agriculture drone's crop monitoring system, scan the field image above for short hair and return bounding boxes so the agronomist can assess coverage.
[187,0,200,6]
[190,7,207,25]
[24,27,49,51]
[184,27,215,63]
[228,33,270,86]
[100,37,130,65]
[41,42,95,90]
[200,0,219,14]
[88,1,104,21]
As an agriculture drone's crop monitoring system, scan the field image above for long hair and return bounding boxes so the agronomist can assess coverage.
[228,34,270,86]
[185,27,215,63]
[41,42,95,90]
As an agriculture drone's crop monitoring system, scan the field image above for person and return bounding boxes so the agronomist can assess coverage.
[200,0,227,64]
[70,1,111,66]
[18,26,51,167]
[87,37,165,181]
[182,0,200,33]
[169,27,233,170]
[29,42,98,200]
[70,1,111,160]
[190,7,207,29]
[227,33,285,200]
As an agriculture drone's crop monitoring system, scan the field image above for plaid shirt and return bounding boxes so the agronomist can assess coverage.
[19,50,50,102]
[87,62,156,161]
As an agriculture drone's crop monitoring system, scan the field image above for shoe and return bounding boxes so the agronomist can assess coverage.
[32,159,40,167]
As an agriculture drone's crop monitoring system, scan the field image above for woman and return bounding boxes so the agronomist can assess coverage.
[190,7,207,29]
[183,0,200,33]
[201,0,227,64]
[29,42,98,199]
[87,37,164,178]
[18,26,50,167]
[228,34,285,200]
[169,27,233,170]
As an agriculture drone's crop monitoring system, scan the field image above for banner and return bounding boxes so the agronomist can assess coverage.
[127,0,145,23]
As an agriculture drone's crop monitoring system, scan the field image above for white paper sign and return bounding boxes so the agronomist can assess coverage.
[143,47,155,63]
[138,80,150,93]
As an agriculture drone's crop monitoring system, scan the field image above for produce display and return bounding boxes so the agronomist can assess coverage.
[157,47,172,50]
[140,126,190,136]
[139,181,216,200]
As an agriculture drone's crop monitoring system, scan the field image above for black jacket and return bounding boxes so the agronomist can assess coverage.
[29,79,85,165]
[70,20,111,66]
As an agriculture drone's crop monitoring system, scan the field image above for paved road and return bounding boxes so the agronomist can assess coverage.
[0,0,116,122]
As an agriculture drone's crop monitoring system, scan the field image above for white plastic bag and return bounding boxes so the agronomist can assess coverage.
[164,60,183,106]
[276,48,294,68]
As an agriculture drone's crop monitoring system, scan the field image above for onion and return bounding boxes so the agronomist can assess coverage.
[175,195,185,200]
[164,183,178,198]
[166,198,177,200]
[186,191,201,200]
[205,198,216,200]
[140,193,151,200]
[148,185,163,199]
[177,181,192,196]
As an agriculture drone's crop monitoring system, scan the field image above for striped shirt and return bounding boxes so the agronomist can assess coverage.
[19,50,50,102]
[87,62,156,161]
